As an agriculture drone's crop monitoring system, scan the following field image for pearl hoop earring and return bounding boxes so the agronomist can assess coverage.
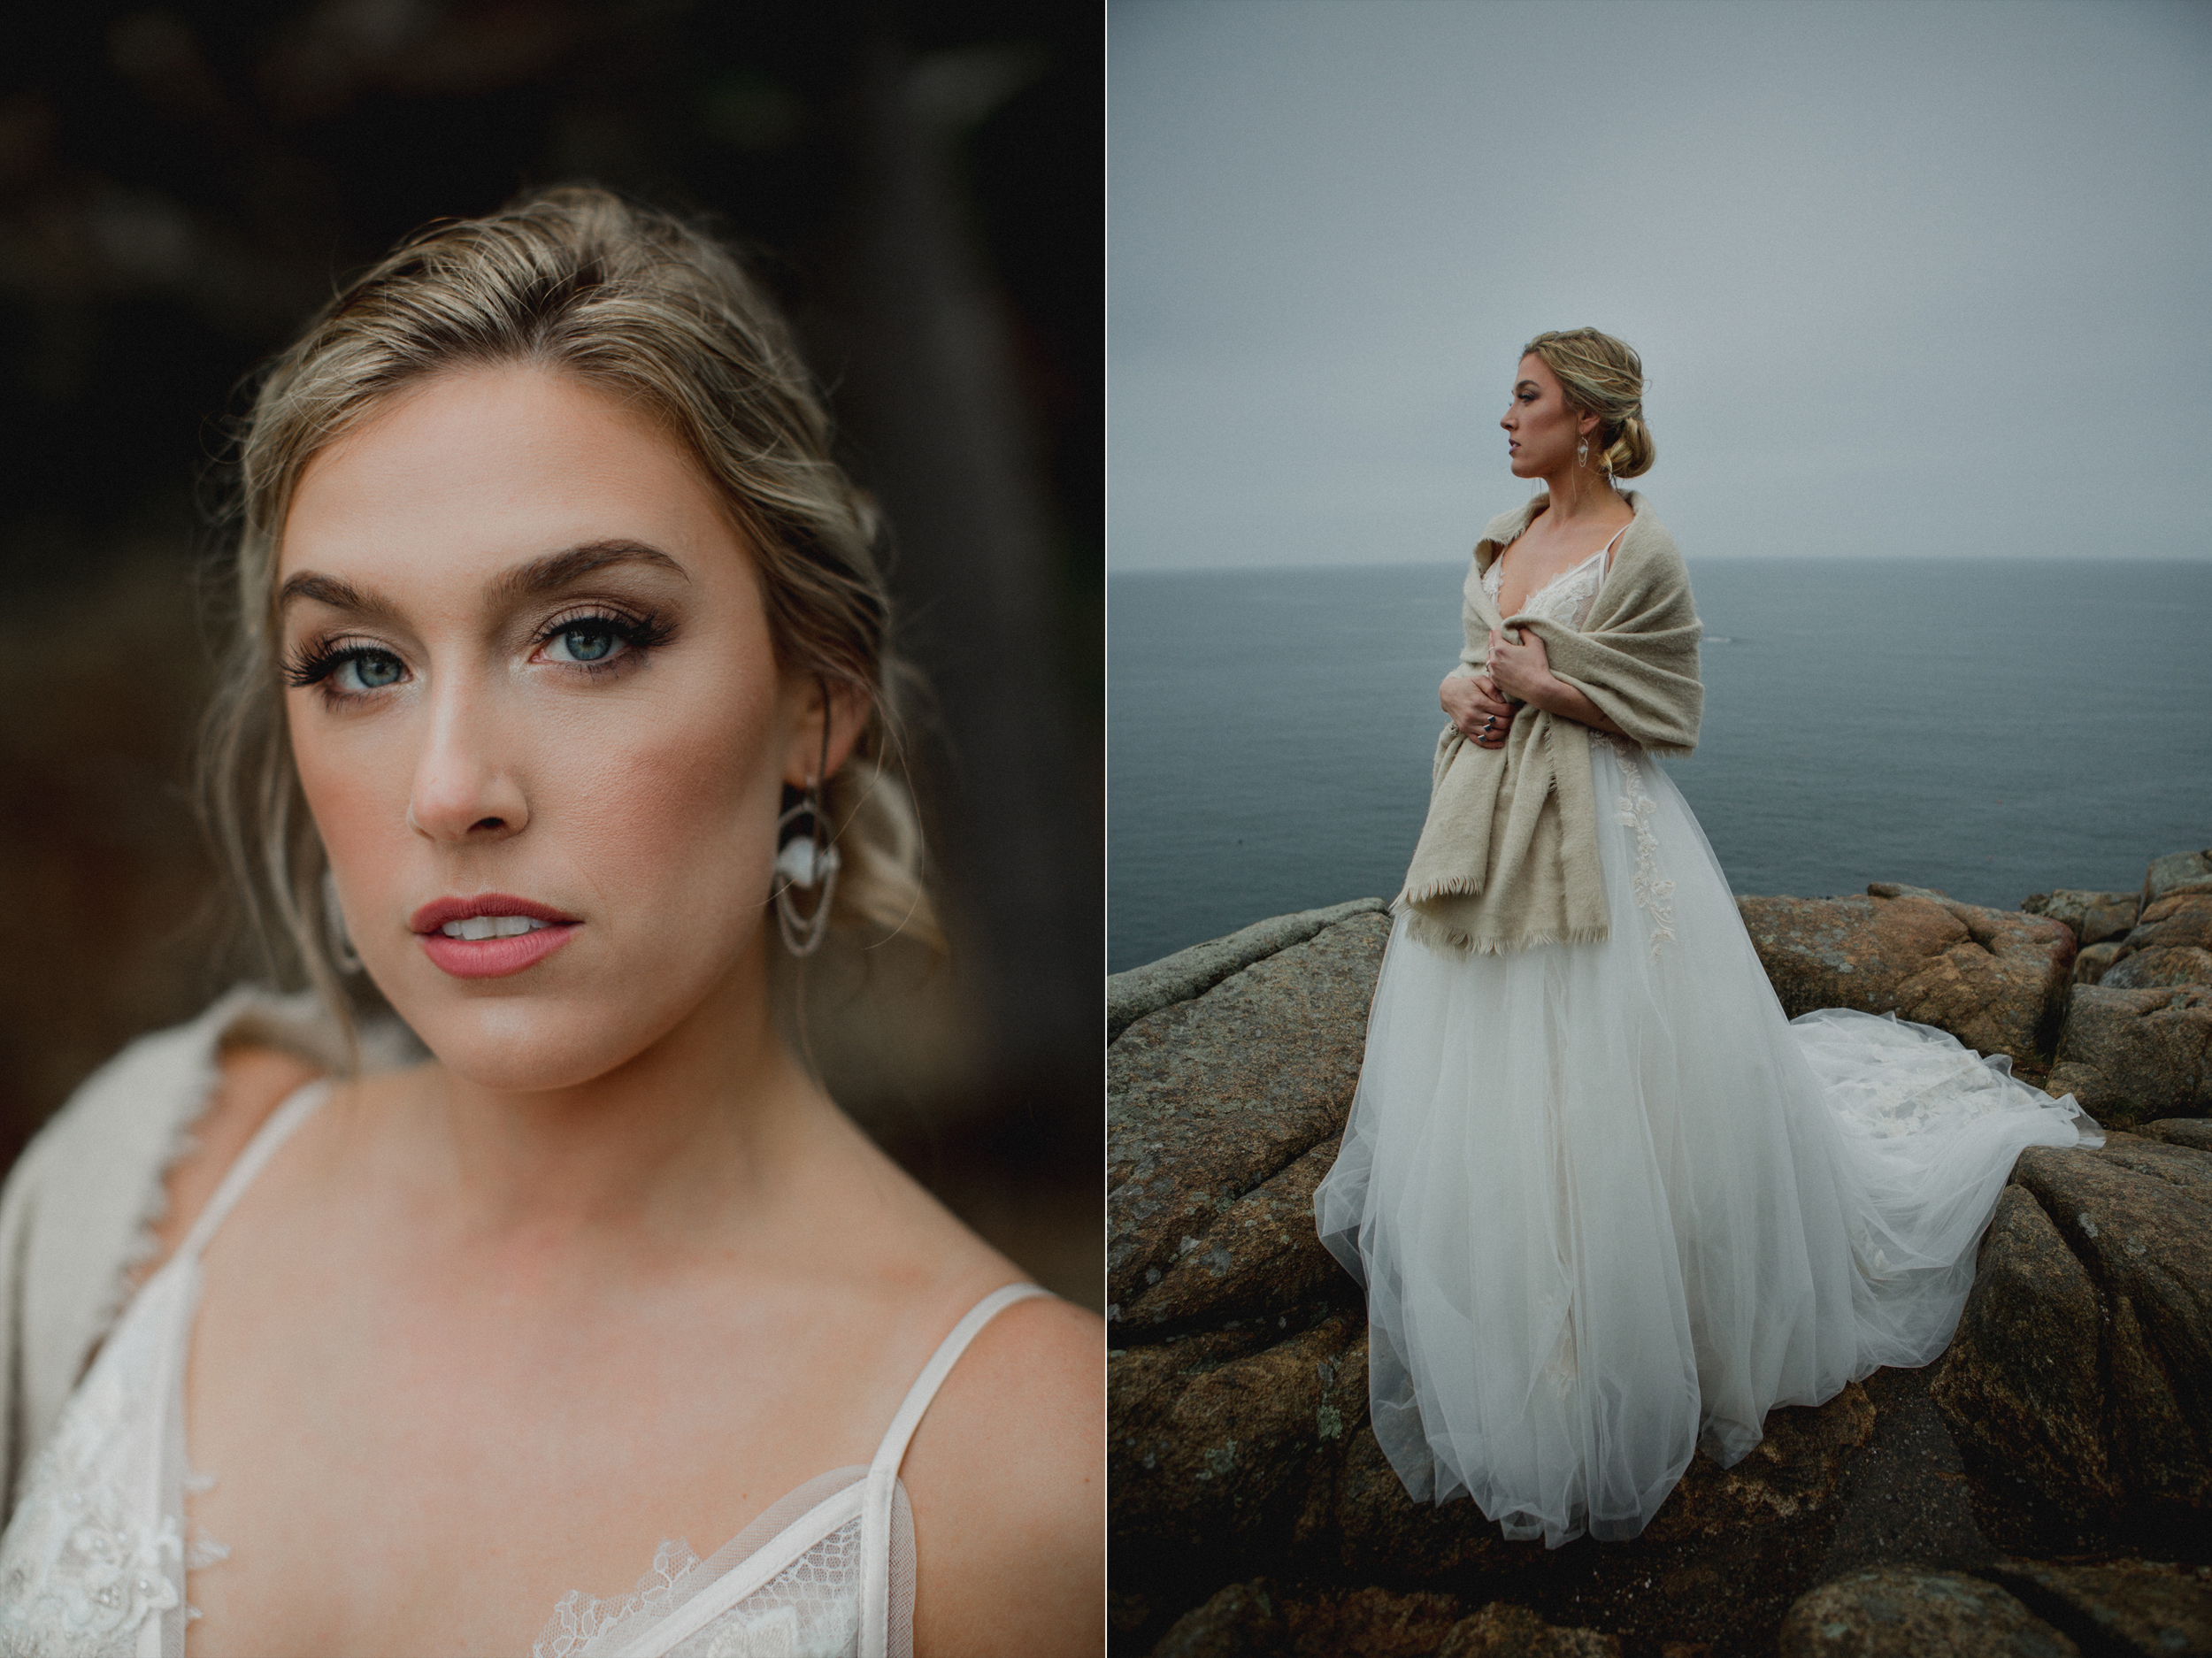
[773,687,842,958]
[773,786,841,957]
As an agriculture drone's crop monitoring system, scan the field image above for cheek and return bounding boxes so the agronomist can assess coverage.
[544,668,788,919]
[291,702,411,890]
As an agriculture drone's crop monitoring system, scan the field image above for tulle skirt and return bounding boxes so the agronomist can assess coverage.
[1312,737,2099,1547]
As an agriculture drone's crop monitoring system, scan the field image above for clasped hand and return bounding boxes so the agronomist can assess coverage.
[1440,669,1518,749]
[1440,628,1555,750]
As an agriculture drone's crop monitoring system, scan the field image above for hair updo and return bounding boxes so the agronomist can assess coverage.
[200,185,939,1032]
[1522,326,1655,480]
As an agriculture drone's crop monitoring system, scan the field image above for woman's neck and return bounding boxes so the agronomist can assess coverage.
[1536,459,1626,526]
[379,935,840,1247]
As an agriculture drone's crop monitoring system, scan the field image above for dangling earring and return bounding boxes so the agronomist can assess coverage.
[774,784,841,957]
[1576,437,1591,469]
[323,868,363,974]
[774,690,841,957]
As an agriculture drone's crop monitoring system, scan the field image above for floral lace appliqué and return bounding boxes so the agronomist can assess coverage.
[0,1346,210,1655]
[532,1514,864,1658]
[534,1539,703,1658]
[1608,744,1678,957]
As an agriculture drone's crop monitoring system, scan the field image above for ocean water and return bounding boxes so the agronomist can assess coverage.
[1108,558,2212,973]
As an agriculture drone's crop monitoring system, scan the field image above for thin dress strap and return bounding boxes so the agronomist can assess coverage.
[1594,520,1629,602]
[856,1281,1051,1655]
[171,1078,333,1264]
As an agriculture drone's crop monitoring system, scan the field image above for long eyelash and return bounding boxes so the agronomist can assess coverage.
[282,639,385,689]
[536,607,676,662]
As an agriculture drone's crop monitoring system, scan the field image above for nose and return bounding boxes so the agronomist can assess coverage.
[407,675,529,843]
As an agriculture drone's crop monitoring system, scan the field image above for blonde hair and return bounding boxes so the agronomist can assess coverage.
[200,186,940,1034]
[1522,327,1655,480]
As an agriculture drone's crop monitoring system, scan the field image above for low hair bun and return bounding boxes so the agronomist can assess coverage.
[1608,411,1656,479]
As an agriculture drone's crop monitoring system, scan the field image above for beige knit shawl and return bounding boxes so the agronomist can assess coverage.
[1399,491,1703,956]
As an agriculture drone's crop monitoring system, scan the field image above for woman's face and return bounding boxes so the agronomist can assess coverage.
[1500,353,1597,478]
[280,364,821,1092]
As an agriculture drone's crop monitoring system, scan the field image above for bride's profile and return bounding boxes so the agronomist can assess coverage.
[0,187,1100,1654]
[1313,327,2099,1547]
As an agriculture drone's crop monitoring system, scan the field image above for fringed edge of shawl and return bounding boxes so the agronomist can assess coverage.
[1396,903,1612,959]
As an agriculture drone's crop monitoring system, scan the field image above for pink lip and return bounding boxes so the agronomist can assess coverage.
[411,893,580,980]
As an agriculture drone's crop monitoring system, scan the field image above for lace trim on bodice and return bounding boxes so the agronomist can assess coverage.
[1483,540,1610,635]
[0,1073,1044,1658]
[531,1469,897,1658]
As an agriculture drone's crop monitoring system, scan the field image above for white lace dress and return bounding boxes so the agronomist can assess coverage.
[1312,542,2101,1547]
[0,1078,1047,1657]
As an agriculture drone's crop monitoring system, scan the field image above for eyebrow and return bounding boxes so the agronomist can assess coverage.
[1515,380,1541,394]
[278,539,689,618]
[492,539,689,600]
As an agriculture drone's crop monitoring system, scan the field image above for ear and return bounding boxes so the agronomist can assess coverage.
[783,676,872,789]
[1578,410,1602,437]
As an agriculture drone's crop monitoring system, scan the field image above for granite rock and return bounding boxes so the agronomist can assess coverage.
[1929,1186,2117,1515]
[2024,889,2139,948]
[1331,1421,1525,1582]
[1150,1580,1473,1658]
[1279,1585,1471,1657]
[1147,1578,1287,1657]
[1933,1134,2212,1523]
[1110,898,1392,1043]
[1108,910,1390,1319]
[1979,1559,2212,1658]
[1110,1311,1367,1561]
[1114,1139,1346,1340]
[2144,849,2212,910]
[1437,1602,1623,1657]
[1737,886,2075,1062]
[2147,1118,2212,1153]
[2047,985,2212,1125]
[2104,893,2212,992]
[2103,946,2212,991]
[2128,888,2212,940]
[1776,1568,2077,1657]
[2073,940,2126,986]
[1640,1384,1878,1546]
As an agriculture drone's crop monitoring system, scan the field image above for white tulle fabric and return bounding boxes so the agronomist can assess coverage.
[0,1074,1045,1657]
[1313,544,2101,1547]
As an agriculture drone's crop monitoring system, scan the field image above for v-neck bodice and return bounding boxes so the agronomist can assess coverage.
[1484,524,1625,635]
[0,1081,1047,1658]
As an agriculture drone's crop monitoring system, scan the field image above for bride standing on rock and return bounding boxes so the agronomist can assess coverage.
[1313,327,2100,1547]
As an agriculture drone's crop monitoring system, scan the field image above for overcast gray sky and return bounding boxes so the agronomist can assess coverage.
[1110,0,2212,568]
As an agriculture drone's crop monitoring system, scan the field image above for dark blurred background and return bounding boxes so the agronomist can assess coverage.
[0,0,1101,1303]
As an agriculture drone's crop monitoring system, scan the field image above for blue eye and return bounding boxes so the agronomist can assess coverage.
[548,624,620,664]
[538,609,672,670]
[337,650,404,691]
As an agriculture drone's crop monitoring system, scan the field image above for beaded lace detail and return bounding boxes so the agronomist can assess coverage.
[0,1262,225,1654]
[1609,745,1678,958]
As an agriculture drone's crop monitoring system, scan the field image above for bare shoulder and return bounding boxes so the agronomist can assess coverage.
[902,1289,1104,1658]
[139,1042,323,1277]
